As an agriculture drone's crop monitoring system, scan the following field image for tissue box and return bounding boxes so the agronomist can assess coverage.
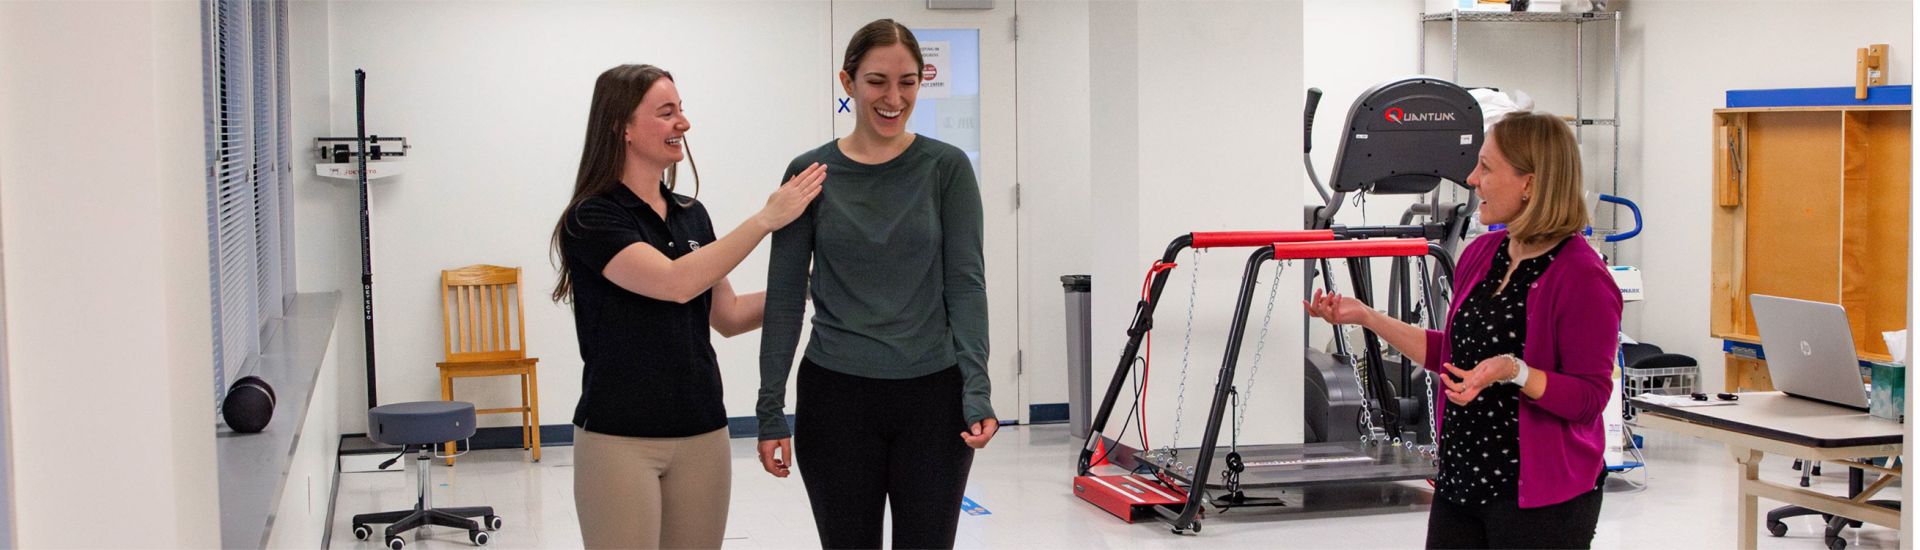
[1869,362,1904,423]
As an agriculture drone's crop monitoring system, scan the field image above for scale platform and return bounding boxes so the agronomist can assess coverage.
[1140,441,1435,490]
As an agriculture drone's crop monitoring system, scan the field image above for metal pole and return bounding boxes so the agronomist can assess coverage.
[1165,247,1275,533]
[1612,12,1623,261]
[1450,13,1459,83]
[356,68,379,409]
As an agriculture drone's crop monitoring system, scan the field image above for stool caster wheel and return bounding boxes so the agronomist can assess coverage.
[385,535,405,550]
[485,514,504,530]
[469,529,490,546]
[1826,535,1847,550]
[1766,520,1788,537]
[353,524,373,540]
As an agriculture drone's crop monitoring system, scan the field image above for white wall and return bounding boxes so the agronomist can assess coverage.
[1624,0,1912,391]
[0,1,221,547]
[1015,0,1095,417]
[1307,0,1426,230]
[287,0,367,433]
[303,1,834,430]
[1091,0,1306,449]
[1088,0,1144,442]
[1302,0,1428,355]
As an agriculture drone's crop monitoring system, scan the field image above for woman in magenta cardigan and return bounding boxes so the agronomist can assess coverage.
[1308,111,1621,549]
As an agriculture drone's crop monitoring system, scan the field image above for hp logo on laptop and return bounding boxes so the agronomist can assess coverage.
[1800,341,1813,356]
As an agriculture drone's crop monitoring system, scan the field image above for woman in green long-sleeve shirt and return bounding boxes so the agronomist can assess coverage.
[755,19,995,550]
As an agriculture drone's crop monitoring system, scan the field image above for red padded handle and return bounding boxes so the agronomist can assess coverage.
[1190,230,1335,249]
[1270,238,1430,260]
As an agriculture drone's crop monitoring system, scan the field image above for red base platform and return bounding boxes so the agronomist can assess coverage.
[1072,474,1187,523]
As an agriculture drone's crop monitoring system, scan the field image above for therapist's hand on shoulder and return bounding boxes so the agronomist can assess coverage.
[757,437,794,478]
[754,163,826,232]
[960,418,998,449]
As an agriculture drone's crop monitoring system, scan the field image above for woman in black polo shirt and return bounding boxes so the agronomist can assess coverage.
[550,64,823,550]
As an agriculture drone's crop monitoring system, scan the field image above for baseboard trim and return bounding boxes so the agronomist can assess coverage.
[339,410,1030,454]
[340,424,576,455]
[1028,403,1070,424]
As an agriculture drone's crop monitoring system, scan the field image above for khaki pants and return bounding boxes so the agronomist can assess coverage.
[574,427,731,549]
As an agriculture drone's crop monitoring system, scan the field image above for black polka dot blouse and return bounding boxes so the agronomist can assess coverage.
[1435,235,1569,506]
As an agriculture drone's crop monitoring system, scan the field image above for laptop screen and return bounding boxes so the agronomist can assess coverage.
[1748,294,1871,410]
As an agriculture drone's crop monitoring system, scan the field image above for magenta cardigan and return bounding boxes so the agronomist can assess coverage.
[1421,230,1622,508]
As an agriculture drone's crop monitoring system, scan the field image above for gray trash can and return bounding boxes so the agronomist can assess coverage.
[1061,275,1092,439]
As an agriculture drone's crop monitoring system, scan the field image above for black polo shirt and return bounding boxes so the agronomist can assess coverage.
[560,183,725,438]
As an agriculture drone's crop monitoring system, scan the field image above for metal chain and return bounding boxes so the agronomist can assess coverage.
[1324,260,1379,446]
[1166,249,1202,465]
[1413,255,1440,458]
[1233,260,1288,445]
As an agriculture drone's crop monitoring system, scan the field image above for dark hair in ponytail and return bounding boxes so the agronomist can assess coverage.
[842,19,922,76]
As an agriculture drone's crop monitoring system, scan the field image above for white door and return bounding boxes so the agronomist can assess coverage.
[829,1,1021,422]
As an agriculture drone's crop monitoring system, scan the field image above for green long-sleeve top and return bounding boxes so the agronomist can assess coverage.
[757,136,993,440]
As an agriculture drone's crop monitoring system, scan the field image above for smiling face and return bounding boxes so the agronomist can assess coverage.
[623,77,689,168]
[1466,130,1534,226]
[841,42,921,140]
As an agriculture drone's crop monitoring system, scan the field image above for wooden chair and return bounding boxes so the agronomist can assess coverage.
[438,265,540,464]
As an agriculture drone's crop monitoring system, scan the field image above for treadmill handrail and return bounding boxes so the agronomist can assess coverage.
[1272,238,1431,260]
[1192,230,1335,249]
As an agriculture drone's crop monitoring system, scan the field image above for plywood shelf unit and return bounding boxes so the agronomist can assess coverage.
[1711,101,1910,391]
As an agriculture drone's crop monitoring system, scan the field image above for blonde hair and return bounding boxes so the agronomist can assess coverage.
[1493,111,1589,246]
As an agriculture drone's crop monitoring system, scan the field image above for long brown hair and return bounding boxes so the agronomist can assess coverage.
[550,64,701,303]
[1493,111,1588,246]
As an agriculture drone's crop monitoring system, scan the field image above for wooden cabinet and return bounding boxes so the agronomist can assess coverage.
[1711,105,1910,391]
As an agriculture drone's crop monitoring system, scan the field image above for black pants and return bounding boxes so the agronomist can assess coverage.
[1425,473,1605,549]
[795,359,975,549]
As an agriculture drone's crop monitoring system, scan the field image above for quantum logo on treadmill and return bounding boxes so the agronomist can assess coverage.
[1383,107,1458,124]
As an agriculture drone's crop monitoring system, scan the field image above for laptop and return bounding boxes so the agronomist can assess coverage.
[1749,294,1872,411]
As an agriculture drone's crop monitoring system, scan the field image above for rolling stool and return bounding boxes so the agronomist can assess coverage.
[352,401,503,549]
[1766,457,1903,550]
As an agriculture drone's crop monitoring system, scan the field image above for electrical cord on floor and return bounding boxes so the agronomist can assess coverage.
[1610,426,1650,492]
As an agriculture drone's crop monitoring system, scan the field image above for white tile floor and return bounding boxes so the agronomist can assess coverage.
[329,424,1902,549]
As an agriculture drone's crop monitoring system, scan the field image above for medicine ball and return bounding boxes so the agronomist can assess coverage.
[222,375,276,433]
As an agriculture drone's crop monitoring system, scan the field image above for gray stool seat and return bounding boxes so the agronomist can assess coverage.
[355,400,497,549]
[370,401,476,446]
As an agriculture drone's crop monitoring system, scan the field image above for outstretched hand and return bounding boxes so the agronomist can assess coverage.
[1303,289,1374,326]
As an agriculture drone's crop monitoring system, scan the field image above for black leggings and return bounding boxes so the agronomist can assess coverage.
[1425,472,1606,549]
[794,359,975,549]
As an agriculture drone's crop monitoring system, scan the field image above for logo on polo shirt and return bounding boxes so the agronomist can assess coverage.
[687,240,702,251]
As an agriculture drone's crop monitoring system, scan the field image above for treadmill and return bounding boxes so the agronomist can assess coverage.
[1075,77,1482,534]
